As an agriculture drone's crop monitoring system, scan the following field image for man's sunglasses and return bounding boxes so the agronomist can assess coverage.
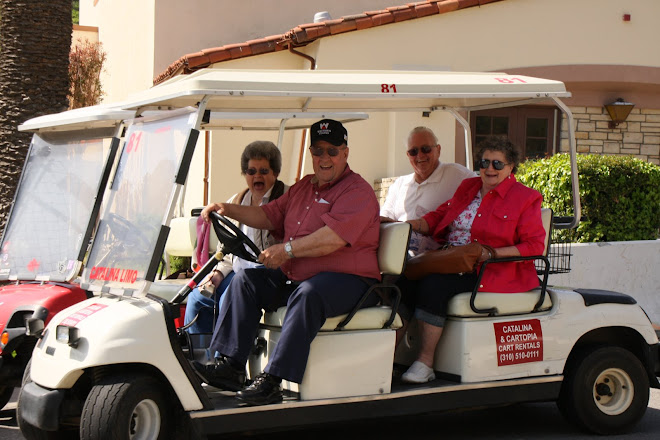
[246,167,271,176]
[478,159,509,170]
[310,146,345,157]
[406,145,434,156]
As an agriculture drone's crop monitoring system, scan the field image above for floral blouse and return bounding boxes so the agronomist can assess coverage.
[446,192,482,246]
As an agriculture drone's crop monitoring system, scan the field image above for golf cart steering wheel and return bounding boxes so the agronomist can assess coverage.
[105,212,152,252]
[209,212,261,263]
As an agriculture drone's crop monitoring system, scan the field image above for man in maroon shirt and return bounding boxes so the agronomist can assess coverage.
[196,119,381,405]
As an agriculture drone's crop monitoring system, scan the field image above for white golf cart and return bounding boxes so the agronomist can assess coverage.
[14,70,660,439]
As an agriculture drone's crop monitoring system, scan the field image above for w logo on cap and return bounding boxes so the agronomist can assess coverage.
[319,122,330,130]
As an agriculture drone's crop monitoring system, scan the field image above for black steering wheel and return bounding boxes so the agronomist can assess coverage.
[105,212,152,252]
[209,212,261,263]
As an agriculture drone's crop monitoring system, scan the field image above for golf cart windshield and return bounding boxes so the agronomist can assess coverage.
[80,108,199,295]
[0,132,116,282]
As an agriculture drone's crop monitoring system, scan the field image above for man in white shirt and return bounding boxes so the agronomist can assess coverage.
[380,126,475,256]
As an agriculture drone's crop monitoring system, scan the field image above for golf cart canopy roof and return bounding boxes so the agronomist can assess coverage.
[19,69,571,133]
[19,104,135,134]
[128,69,570,110]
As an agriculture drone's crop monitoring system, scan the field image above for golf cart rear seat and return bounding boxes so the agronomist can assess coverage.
[393,209,555,382]
[446,208,554,318]
[262,221,410,331]
[252,221,411,400]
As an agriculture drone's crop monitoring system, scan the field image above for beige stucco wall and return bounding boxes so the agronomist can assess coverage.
[313,0,659,71]
[80,0,156,102]
[72,25,99,45]
[81,0,660,213]
[80,0,401,101]
[148,0,401,77]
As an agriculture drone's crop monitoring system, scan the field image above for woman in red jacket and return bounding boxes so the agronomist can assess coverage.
[401,136,546,384]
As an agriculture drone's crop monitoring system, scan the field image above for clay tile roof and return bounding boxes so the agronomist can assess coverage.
[153,0,504,85]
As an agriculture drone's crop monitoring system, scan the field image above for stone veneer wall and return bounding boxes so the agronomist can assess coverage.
[560,106,660,165]
[374,176,398,207]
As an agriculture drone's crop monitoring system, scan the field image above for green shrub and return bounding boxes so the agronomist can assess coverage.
[169,255,190,274]
[518,154,660,242]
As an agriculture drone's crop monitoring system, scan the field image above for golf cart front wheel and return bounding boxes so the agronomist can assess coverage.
[558,346,649,434]
[81,374,170,440]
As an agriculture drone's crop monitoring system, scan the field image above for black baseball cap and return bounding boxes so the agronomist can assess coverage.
[310,119,348,147]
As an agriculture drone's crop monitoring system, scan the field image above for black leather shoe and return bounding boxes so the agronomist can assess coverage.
[192,356,246,391]
[236,373,283,406]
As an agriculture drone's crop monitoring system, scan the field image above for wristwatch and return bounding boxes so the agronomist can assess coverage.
[284,241,295,258]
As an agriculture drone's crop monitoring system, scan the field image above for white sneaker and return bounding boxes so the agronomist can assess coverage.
[401,361,435,384]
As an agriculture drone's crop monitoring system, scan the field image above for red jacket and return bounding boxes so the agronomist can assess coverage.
[422,175,545,293]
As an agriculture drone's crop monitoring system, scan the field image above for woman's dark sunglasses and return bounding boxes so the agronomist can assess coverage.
[246,167,271,176]
[406,145,434,157]
[478,159,509,170]
[309,146,345,157]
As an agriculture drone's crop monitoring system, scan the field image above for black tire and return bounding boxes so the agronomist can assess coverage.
[558,346,649,434]
[17,359,73,440]
[80,374,171,440]
[0,385,13,410]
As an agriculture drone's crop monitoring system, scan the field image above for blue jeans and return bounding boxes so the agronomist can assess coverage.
[184,271,235,334]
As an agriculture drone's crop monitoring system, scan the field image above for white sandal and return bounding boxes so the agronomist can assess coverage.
[401,361,435,384]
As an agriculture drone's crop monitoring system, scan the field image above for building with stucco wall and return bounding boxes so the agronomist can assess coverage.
[80,0,660,212]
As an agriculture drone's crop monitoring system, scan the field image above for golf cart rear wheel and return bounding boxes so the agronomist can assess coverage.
[0,385,13,410]
[558,346,649,434]
[80,374,170,440]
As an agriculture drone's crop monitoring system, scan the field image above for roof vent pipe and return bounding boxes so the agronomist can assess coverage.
[313,11,331,22]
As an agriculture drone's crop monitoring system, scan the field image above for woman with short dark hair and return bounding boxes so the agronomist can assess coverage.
[185,140,288,334]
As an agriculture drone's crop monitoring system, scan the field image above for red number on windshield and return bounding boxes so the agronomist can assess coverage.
[125,132,143,153]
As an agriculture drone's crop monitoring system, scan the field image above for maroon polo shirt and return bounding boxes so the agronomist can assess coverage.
[262,165,380,281]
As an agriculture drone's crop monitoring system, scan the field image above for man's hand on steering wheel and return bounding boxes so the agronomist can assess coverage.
[202,202,230,223]
[258,244,289,269]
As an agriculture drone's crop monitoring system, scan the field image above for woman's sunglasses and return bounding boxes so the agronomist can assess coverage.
[406,145,434,157]
[309,146,345,157]
[478,159,509,170]
[246,167,271,176]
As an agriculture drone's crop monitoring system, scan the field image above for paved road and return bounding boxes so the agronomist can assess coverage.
[0,390,20,440]
[3,389,660,439]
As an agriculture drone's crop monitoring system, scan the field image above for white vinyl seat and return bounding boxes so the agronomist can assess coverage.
[263,221,410,331]
[264,304,403,331]
[447,289,552,317]
[447,208,554,317]
[161,216,219,258]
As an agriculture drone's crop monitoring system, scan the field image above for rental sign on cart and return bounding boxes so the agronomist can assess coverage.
[494,319,543,366]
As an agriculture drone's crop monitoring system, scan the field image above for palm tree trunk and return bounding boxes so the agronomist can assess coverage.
[0,0,72,234]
